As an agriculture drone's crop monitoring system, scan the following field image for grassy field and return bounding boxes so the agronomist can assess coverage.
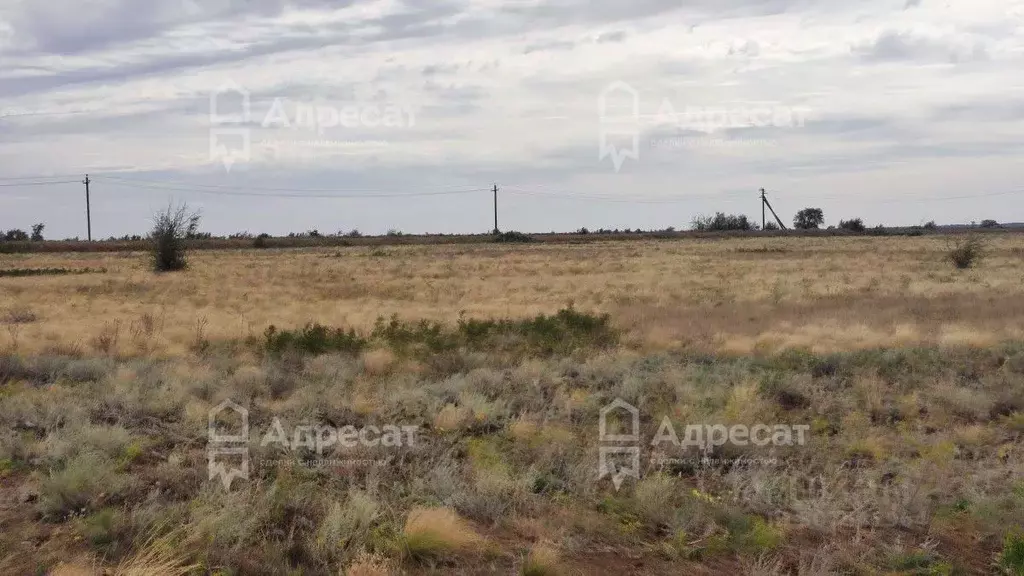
[1,235,1023,574]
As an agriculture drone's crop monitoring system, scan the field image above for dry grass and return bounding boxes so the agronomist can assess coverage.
[2,235,1023,356]
[2,234,1023,574]
[402,507,485,560]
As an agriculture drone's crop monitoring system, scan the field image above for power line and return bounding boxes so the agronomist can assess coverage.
[94,174,488,194]
[93,177,490,199]
[0,180,80,188]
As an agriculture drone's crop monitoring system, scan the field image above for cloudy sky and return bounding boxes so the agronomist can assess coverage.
[1,0,1023,238]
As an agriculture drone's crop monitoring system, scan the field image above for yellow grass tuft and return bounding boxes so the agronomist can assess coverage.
[402,507,484,560]
[434,404,466,431]
[522,542,562,576]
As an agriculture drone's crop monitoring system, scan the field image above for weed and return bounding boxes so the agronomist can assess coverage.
[1000,530,1024,575]
[948,236,984,269]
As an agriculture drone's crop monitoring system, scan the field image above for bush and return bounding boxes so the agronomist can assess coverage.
[150,204,200,272]
[949,236,984,269]
[3,229,28,241]
[691,212,755,231]
[1000,530,1024,575]
[839,218,865,233]
[493,231,534,243]
[253,233,270,249]
[264,324,366,356]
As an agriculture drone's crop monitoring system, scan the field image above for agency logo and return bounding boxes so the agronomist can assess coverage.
[208,81,252,172]
[597,81,640,172]
[598,398,641,490]
[207,399,250,491]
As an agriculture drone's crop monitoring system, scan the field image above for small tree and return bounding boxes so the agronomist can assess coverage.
[949,236,984,269]
[30,223,45,241]
[793,208,824,230]
[763,221,780,231]
[980,219,999,228]
[838,218,865,233]
[150,203,201,272]
[3,229,28,241]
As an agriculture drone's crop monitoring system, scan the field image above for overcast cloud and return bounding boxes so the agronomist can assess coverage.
[1,0,1023,238]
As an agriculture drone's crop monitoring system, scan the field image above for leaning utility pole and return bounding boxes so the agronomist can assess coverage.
[492,183,499,234]
[760,188,787,231]
[83,174,92,241]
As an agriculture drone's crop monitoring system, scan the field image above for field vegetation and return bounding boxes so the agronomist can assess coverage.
[1,234,1023,574]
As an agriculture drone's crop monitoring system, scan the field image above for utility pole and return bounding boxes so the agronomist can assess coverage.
[83,174,92,241]
[760,187,788,231]
[492,183,499,234]
[760,188,766,230]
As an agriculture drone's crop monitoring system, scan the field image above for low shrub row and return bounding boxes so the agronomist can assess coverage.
[261,307,617,358]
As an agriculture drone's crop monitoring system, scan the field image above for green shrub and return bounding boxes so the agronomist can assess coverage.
[1000,530,1024,575]
[839,218,866,233]
[493,231,535,243]
[264,324,367,356]
[39,452,131,519]
[150,203,200,272]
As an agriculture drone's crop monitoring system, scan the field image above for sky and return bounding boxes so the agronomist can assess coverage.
[1,0,1023,238]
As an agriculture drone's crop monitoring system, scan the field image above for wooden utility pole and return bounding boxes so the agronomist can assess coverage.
[492,183,499,234]
[761,188,766,230]
[83,174,92,241]
[760,187,787,231]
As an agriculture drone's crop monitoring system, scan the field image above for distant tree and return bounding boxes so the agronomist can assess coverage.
[838,218,865,233]
[923,221,937,230]
[691,212,755,231]
[346,229,362,238]
[793,208,825,230]
[308,229,322,238]
[3,229,28,241]
[980,219,1000,228]
[763,221,780,231]
[577,228,589,235]
[30,223,45,241]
